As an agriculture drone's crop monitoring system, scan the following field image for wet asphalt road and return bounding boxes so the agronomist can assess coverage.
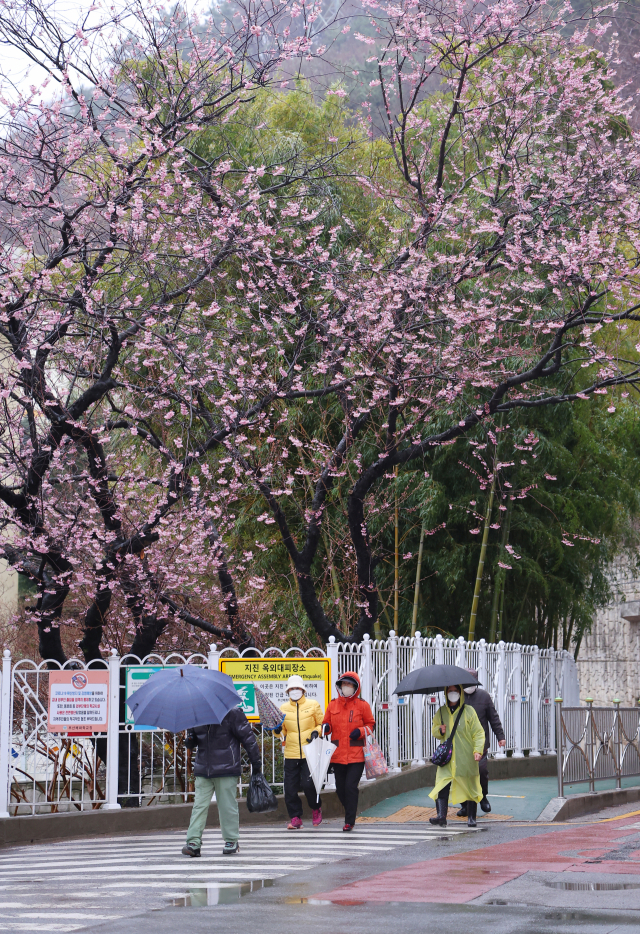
[74,812,640,934]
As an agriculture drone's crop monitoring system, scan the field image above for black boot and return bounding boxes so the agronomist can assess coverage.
[456,805,468,817]
[480,796,491,813]
[429,795,448,827]
[467,801,477,828]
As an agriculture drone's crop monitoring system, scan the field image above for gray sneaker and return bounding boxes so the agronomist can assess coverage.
[222,841,239,855]
[182,843,201,857]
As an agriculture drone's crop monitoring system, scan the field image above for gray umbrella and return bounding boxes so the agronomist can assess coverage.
[125,666,241,732]
[393,664,480,696]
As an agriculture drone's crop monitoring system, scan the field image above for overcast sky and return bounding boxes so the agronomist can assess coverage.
[1,0,213,101]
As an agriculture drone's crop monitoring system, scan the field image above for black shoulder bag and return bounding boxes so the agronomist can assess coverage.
[431,704,465,767]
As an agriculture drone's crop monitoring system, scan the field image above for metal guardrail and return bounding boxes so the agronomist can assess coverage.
[555,699,640,798]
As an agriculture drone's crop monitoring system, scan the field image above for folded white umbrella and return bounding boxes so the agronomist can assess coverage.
[303,736,337,796]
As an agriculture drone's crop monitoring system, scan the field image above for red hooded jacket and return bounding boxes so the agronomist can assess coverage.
[322,671,375,764]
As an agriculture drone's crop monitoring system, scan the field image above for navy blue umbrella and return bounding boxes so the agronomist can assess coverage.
[125,666,241,732]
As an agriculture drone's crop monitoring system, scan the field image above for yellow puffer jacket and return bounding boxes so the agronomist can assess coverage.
[279,697,324,759]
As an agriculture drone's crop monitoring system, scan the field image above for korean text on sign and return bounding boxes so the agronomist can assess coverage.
[47,670,109,733]
[219,658,331,721]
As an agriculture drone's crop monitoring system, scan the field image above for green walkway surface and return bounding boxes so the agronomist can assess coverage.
[360,775,640,821]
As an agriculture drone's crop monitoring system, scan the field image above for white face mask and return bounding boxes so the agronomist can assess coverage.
[447,690,460,704]
[464,686,477,695]
[288,689,304,701]
[340,683,356,697]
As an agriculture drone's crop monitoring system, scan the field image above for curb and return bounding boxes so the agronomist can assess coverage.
[539,785,640,821]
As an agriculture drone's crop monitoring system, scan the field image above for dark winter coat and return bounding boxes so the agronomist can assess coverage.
[463,688,505,753]
[185,707,261,778]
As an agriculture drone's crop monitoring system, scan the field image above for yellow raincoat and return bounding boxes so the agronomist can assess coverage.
[429,692,485,805]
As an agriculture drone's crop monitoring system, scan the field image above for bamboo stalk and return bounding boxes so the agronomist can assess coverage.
[467,475,496,642]
[329,558,348,630]
[489,499,512,643]
[305,476,347,629]
[411,523,426,637]
[497,569,506,642]
[394,465,399,634]
[380,602,392,638]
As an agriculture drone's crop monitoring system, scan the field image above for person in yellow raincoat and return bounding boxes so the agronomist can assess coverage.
[428,684,485,827]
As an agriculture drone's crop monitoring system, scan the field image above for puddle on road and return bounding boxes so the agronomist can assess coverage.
[166,879,273,907]
[545,881,640,891]
[284,897,364,906]
[485,899,529,907]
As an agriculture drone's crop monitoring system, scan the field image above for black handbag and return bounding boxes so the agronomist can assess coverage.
[431,704,465,767]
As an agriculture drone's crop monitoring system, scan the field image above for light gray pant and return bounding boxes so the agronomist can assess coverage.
[186,775,239,846]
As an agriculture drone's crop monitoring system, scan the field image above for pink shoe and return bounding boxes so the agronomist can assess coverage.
[312,808,322,826]
[287,816,303,830]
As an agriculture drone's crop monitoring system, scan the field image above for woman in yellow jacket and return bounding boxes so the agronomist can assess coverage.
[275,675,324,829]
[429,684,485,827]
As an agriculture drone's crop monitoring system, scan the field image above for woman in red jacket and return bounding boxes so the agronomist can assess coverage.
[322,671,375,831]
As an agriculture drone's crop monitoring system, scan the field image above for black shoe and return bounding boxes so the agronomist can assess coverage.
[480,796,491,813]
[456,806,468,818]
[467,801,478,828]
[182,843,201,857]
[429,797,448,827]
[223,841,240,855]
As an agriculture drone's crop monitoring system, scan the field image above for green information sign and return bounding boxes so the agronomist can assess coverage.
[125,665,173,731]
[232,682,256,717]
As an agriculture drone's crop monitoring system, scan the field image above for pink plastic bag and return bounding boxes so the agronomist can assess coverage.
[363,730,389,779]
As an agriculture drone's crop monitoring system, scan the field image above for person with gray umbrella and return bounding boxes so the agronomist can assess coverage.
[456,668,506,818]
[428,683,485,827]
[392,664,484,827]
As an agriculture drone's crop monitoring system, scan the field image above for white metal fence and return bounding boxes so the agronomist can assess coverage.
[326,633,579,770]
[0,635,579,816]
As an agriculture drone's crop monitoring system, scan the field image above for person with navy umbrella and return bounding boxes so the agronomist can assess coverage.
[125,664,263,857]
[182,706,262,857]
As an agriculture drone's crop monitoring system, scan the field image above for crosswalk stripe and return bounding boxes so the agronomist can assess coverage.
[0,914,122,920]
[3,826,446,845]
[100,876,287,885]
[0,866,305,877]
[0,829,462,859]
[0,926,87,932]
[0,840,420,855]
